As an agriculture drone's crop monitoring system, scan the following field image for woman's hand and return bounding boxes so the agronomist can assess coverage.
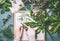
[26,26,35,36]
[26,26,36,41]
[14,25,23,38]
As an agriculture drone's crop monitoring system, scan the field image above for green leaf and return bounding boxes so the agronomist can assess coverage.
[6,7,10,11]
[44,17,49,22]
[5,2,12,7]
[36,27,41,34]
[47,30,54,41]
[0,39,3,41]
[20,7,26,10]
[30,10,34,17]
[49,23,60,35]
[42,29,45,33]
[2,15,11,25]
[1,27,13,38]
[0,0,12,14]
[1,9,5,14]
[25,22,37,27]
[0,0,6,4]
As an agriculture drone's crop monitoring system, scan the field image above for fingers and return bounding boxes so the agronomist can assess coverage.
[19,25,24,33]
[26,26,35,36]
[20,26,23,32]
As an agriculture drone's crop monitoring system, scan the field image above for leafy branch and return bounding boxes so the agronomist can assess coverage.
[0,0,12,14]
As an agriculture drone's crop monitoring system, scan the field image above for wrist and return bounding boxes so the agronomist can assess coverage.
[14,34,21,39]
[14,37,20,41]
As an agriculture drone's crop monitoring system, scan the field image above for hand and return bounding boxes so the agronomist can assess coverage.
[26,26,35,36]
[26,27,36,41]
[14,25,23,38]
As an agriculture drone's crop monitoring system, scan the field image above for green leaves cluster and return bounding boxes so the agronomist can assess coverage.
[24,0,60,40]
[0,24,13,39]
[0,39,3,41]
[0,0,12,14]
[3,14,11,26]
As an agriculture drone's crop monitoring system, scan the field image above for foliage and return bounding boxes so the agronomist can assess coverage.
[0,0,12,14]
[1,24,13,39]
[0,0,60,40]
[23,0,60,40]
[2,14,11,26]
[0,39,3,41]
